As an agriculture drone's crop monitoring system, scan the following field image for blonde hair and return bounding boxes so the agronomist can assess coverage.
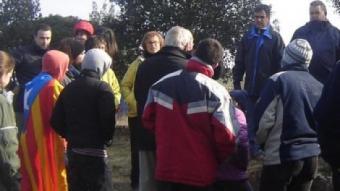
[0,51,15,76]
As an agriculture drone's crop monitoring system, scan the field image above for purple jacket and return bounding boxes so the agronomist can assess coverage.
[217,107,249,181]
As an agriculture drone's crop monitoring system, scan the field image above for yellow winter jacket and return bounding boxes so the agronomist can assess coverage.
[101,68,121,109]
[121,56,144,117]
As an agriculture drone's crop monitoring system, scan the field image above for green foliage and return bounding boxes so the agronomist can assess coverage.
[90,0,260,80]
[0,0,41,50]
[0,0,41,26]
[331,0,340,14]
[0,0,79,51]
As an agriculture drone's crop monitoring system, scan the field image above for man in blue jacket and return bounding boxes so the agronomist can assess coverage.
[292,0,340,84]
[254,39,323,191]
[232,4,285,158]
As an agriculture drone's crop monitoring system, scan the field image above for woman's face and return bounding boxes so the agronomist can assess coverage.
[145,35,161,54]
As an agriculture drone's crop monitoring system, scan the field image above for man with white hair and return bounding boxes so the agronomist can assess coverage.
[254,39,323,191]
[134,26,193,191]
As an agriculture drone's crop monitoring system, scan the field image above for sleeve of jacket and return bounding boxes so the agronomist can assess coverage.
[101,69,121,109]
[9,46,24,68]
[142,88,156,131]
[50,91,67,138]
[254,78,279,146]
[121,57,141,112]
[232,37,246,90]
[210,94,237,163]
[98,82,116,144]
[272,33,285,73]
[228,108,249,170]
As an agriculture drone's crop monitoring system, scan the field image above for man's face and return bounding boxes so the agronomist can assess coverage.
[145,35,161,54]
[254,10,270,29]
[310,5,327,21]
[34,30,52,50]
[75,30,89,44]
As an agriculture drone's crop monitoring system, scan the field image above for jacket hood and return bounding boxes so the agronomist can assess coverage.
[42,50,69,81]
[82,48,112,77]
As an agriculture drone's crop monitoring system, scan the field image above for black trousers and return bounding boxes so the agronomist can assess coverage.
[67,150,113,191]
[260,156,318,191]
[332,167,340,191]
[214,179,253,191]
[129,117,139,189]
[157,181,214,191]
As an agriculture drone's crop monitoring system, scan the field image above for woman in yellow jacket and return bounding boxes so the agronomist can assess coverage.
[121,31,164,190]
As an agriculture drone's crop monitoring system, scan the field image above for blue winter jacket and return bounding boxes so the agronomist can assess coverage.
[254,64,323,165]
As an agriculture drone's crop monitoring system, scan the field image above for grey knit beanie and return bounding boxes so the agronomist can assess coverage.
[82,48,112,77]
[281,39,313,67]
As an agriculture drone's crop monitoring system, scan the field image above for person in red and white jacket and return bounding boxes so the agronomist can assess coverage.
[142,38,238,191]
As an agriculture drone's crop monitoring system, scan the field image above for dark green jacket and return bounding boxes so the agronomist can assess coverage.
[0,92,20,191]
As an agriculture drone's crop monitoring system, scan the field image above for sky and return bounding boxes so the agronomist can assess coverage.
[40,0,340,44]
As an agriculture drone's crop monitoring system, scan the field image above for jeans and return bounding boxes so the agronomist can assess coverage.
[259,156,318,191]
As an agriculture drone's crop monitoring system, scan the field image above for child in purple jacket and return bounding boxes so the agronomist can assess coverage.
[214,90,253,191]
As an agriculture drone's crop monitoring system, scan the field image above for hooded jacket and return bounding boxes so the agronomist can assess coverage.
[81,48,121,108]
[19,50,69,191]
[51,49,116,150]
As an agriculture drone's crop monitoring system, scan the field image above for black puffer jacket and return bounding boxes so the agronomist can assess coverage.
[134,46,191,150]
[50,70,116,149]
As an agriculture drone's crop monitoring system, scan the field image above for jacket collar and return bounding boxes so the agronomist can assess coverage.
[186,57,214,78]
[157,46,192,59]
[80,69,100,79]
[305,20,331,31]
[31,43,48,55]
[248,25,273,39]
[281,63,309,72]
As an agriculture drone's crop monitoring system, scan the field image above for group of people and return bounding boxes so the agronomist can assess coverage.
[1,0,340,191]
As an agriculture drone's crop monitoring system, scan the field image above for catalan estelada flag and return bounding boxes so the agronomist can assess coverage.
[19,72,67,191]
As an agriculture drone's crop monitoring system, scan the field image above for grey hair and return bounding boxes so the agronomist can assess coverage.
[310,0,327,16]
[164,26,193,50]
